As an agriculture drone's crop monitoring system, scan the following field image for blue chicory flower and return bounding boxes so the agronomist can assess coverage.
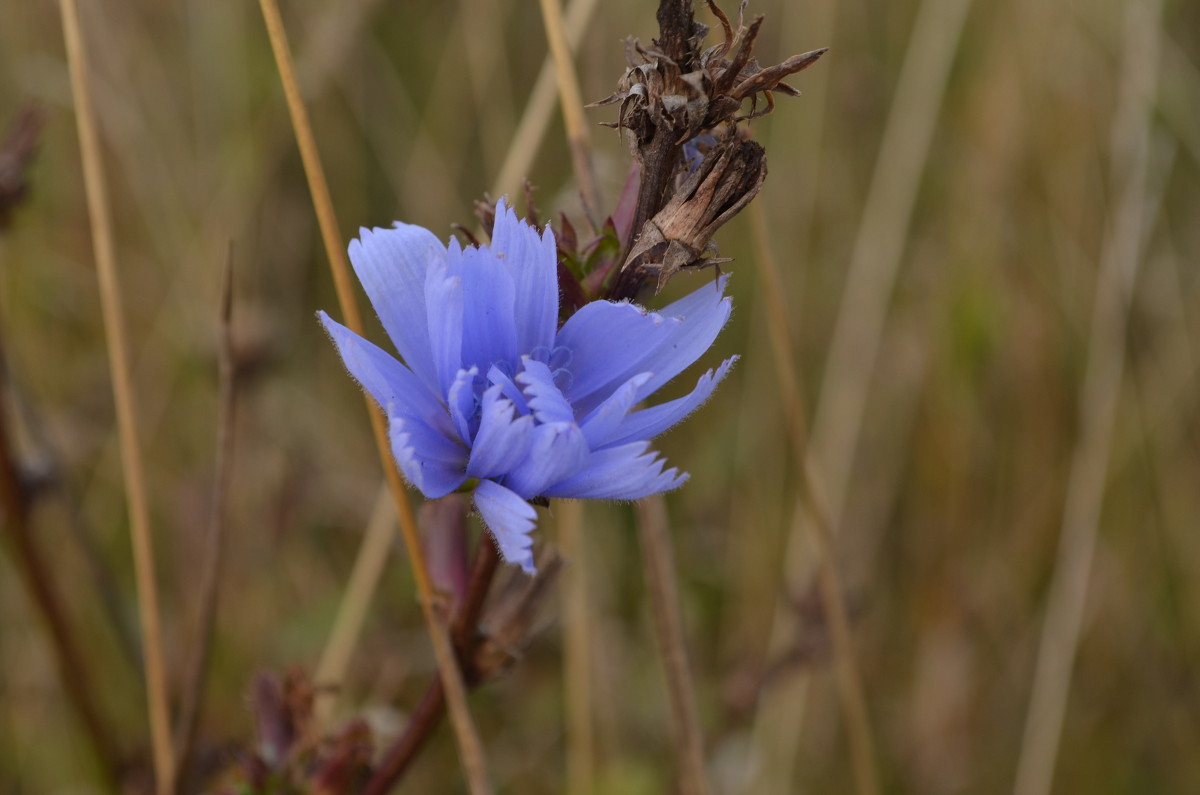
[320,200,736,573]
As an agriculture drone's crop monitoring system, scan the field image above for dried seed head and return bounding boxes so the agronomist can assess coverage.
[624,130,767,293]
[594,4,826,156]
[593,1,825,300]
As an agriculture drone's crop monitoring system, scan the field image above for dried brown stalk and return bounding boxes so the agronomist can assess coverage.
[58,0,176,787]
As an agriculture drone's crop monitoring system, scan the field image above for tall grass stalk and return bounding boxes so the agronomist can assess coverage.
[808,0,973,527]
[57,0,176,791]
[254,1,492,790]
[313,483,395,727]
[1013,2,1163,793]
[636,496,713,795]
[559,499,595,795]
[537,0,603,223]
[747,0,971,789]
[745,201,880,795]
[493,0,601,199]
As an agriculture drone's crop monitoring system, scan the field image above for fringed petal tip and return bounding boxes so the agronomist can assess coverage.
[474,479,538,574]
[387,410,467,500]
[543,440,688,501]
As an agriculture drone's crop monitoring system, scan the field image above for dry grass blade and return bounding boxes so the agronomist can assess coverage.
[537,0,602,224]
[1013,2,1164,794]
[173,245,239,788]
[559,500,594,795]
[57,0,176,791]
[744,0,971,786]
[636,496,711,795]
[314,484,395,727]
[492,0,599,199]
[808,0,973,529]
[254,1,492,791]
[745,202,880,795]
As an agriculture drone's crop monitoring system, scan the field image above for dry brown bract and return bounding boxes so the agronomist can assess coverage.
[592,0,825,299]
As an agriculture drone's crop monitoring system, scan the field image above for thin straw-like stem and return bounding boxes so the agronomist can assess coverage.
[636,496,711,795]
[255,2,491,792]
[746,202,880,795]
[314,485,395,727]
[460,0,516,178]
[365,539,502,794]
[1013,2,1162,794]
[747,0,970,788]
[492,0,599,199]
[174,245,238,788]
[310,0,595,760]
[58,0,175,791]
[559,499,594,795]
[537,0,602,224]
[807,0,973,529]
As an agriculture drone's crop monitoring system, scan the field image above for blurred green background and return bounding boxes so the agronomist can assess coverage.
[1,0,1198,792]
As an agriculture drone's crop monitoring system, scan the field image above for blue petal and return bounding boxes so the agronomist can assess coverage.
[348,225,444,392]
[491,199,558,355]
[487,365,528,415]
[503,422,590,498]
[554,300,678,408]
[542,441,687,500]
[424,260,464,399]
[635,274,732,400]
[389,413,468,499]
[601,357,737,448]
[578,372,652,448]
[556,276,732,414]
[474,479,537,573]
[467,385,535,479]
[517,358,575,424]
[446,367,479,446]
[319,312,448,434]
[453,242,519,373]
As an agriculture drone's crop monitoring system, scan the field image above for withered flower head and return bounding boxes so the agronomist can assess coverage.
[592,0,825,300]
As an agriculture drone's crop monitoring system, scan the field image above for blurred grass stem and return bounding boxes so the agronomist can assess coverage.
[58,0,176,790]
[808,0,972,528]
[636,496,712,795]
[559,500,595,795]
[746,201,881,795]
[493,0,599,199]
[314,485,396,727]
[748,0,970,788]
[365,537,502,793]
[537,0,602,225]
[255,1,492,791]
[173,245,238,787]
[1012,2,1162,794]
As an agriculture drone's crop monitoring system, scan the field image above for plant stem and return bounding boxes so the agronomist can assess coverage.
[58,0,175,789]
[365,536,503,793]
[255,2,492,791]
[537,0,602,226]
[636,497,710,795]
[559,500,594,795]
[1013,2,1162,792]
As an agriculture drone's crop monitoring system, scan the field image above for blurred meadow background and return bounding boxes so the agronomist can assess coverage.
[1,0,1199,792]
